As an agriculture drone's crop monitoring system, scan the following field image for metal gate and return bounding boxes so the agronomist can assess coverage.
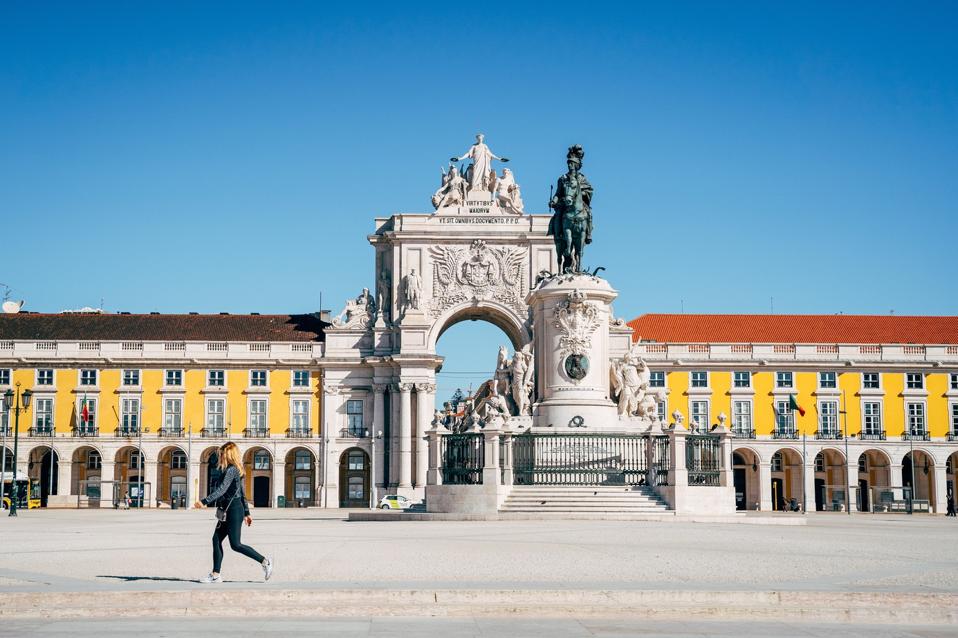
[512,433,658,486]
[441,433,484,484]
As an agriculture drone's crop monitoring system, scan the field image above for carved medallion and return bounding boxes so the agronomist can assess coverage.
[553,289,600,358]
[564,354,589,380]
[429,240,526,317]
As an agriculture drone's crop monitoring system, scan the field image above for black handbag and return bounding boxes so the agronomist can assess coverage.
[215,494,237,522]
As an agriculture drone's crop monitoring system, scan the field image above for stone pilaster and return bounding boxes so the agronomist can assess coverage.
[759,462,773,511]
[414,383,435,488]
[398,383,413,488]
[372,384,387,489]
[273,461,286,507]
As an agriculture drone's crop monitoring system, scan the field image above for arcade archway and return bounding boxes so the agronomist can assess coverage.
[339,448,370,508]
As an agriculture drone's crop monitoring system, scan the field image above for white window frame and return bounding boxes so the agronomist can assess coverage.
[292,370,310,388]
[771,451,783,472]
[733,371,751,389]
[79,369,98,387]
[164,369,183,387]
[36,368,55,386]
[206,398,225,433]
[164,397,183,433]
[294,476,311,500]
[775,400,795,434]
[732,399,752,434]
[905,372,924,390]
[775,371,794,389]
[248,398,268,434]
[862,401,883,436]
[250,369,268,388]
[294,449,312,470]
[689,371,708,389]
[253,450,271,470]
[818,371,837,389]
[818,400,838,434]
[951,373,958,391]
[689,399,709,431]
[34,397,54,432]
[0,400,8,434]
[0,368,11,386]
[87,450,102,470]
[120,397,140,433]
[76,396,98,433]
[648,371,666,388]
[950,402,958,435]
[906,401,926,436]
[207,369,225,388]
[861,372,881,390]
[121,369,140,387]
[171,450,188,469]
[656,399,666,423]
[291,398,310,434]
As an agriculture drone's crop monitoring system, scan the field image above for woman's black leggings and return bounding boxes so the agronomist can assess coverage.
[212,500,264,572]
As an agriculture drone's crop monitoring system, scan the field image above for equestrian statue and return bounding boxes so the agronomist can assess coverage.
[547,144,593,274]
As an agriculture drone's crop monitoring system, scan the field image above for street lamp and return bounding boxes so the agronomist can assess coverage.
[4,383,33,517]
[369,429,383,509]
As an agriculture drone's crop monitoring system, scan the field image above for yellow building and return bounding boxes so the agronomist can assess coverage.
[628,313,958,514]
[0,312,330,509]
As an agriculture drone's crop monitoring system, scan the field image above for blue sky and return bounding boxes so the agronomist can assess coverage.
[2,2,956,397]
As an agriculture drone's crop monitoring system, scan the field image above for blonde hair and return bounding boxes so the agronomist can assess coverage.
[217,442,245,478]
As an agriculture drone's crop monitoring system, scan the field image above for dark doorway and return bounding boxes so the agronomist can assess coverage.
[733,468,746,511]
[253,476,270,508]
[814,478,825,512]
[859,479,870,512]
[38,450,59,507]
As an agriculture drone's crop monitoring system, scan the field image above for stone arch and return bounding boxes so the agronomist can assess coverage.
[71,444,104,500]
[28,444,60,507]
[428,300,530,353]
[338,447,370,508]
[902,449,936,511]
[243,446,273,508]
[947,451,957,515]
[157,444,189,507]
[812,447,846,512]
[731,446,761,511]
[857,448,892,512]
[770,447,803,512]
[285,446,317,507]
[113,445,148,507]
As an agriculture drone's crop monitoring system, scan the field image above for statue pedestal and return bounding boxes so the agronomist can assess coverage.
[528,274,620,432]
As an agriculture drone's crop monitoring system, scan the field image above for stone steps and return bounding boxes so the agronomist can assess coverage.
[500,485,670,514]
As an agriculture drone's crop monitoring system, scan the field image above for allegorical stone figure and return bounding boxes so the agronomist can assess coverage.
[376,271,391,322]
[493,167,524,214]
[548,144,593,274]
[399,268,422,314]
[431,164,469,209]
[510,344,535,416]
[452,133,509,192]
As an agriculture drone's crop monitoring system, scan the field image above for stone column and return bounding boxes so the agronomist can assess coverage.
[759,462,773,511]
[372,384,387,490]
[847,461,860,512]
[426,426,443,486]
[273,461,286,508]
[389,384,400,487]
[398,383,413,488]
[482,426,501,485]
[144,460,158,507]
[322,385,343,505]
[188,461,201,506]
[803,453,817,513]
[669,428,688,489]
[933,464,948,514]
[717,430,733,488]
[501,432,514,487]
[100,460,115,507]
[57,459,73,496]
[414,383,434,488]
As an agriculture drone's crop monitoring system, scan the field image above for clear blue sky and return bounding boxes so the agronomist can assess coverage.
[2,2,956,398]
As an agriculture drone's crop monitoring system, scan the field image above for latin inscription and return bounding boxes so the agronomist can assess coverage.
[438,216,522,224]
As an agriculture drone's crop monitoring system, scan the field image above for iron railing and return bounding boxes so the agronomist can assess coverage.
[115,427,140,437]
[73,425,99,437]
[651,435,671,486]
[815,430,843,440]
[244,428,269,438]
[731,428,756,439]
[286,428,314,438]
[860,431,886,441]
[686,434,721,486]
[512,433,650,486]
[772,429,799,440]
[29,426,53,437]
[158,427,183,438]
[901,432,930,441]
[202,427,226,438]
[441,433,484,484]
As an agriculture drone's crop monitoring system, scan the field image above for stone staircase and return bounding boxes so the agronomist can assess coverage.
[498,485,671,516]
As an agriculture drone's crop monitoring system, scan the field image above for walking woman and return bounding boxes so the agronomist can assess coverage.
[194,442,273,583]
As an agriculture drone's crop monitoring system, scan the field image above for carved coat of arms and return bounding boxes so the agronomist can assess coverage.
[554,289,600,357]
[429,240,526,316]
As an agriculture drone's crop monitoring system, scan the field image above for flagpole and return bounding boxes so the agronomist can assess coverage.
[841,389,850,515]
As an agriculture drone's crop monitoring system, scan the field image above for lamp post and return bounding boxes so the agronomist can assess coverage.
[4,383,33,517]
[369,429,383,509]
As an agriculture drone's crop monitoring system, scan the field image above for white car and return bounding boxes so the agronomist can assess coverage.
[378,495,412,510]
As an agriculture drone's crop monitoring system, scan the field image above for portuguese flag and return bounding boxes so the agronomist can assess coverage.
[789,394,806,417]
[80,396,90,423]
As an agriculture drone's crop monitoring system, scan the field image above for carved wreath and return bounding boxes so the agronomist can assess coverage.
[554,289,600,357]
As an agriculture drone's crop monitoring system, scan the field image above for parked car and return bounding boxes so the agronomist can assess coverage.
[378,495,412,510]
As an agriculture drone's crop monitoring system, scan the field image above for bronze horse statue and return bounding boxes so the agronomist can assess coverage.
[548,145,593,274]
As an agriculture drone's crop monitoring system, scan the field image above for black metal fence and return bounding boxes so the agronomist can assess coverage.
[441,433,484,485]
[686,434,721,486]
[650,435,671,486]
[512,433,652,486]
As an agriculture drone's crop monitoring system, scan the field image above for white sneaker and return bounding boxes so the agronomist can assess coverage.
[200,572,222,584]
[262,557,273,582]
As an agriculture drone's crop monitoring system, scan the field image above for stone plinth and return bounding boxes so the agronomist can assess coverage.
[527,274,620,431]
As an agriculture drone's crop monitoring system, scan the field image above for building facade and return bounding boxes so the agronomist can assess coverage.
[629,313,958,514]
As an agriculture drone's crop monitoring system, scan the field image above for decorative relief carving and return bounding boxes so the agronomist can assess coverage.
[414,383,437,393]
[429,240,526,317]
[372,384,388,394]
[398,383,414,393]
[553,289,601,358]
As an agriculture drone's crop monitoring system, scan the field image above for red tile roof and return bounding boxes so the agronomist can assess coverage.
[628,314,958,345]
[0,313,326,342]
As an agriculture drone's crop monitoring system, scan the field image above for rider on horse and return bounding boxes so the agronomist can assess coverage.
[548,145,593,274]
